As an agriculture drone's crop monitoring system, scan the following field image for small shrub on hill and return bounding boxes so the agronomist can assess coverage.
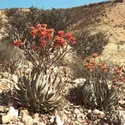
[4,7,73,41]
[73,30,108,59]
[0,42,24,73]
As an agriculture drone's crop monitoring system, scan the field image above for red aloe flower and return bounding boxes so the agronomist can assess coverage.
[41,40,47,47]
[46,34,53,40]
[40,31,47,38]
[54,36,67,48]
[41,24,47,28]
[119,77,125,82]
[46,28,55,36]
[58,30,64,37]
[113,78,118,83]
[64,33,72,40]
[30,29,37,37]
[36,24,41,29]
[92,53,98,58]
[118,66,123,71]
[30,26,35,30]
[69,37,76,44]
[13,40,24,47]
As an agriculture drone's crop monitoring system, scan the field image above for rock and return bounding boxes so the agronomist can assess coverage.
[74,108,81,114]
[7,106,18,120]
[56,115,63,125]
[88,109,92,113]
[0,106,9,113]
[73,78,86,84]
[17,122,24,125]
[11,74,18,83]
[3,106,19,123]
[119,100,125,108]
[119,111,125,125]
[33,113,39,124]
[93,109,100,115]
[93,109,105,118]
[39,122,46,125]
[20,109,33,125]
[50,115,63,125]
[49,116,55,123]
[22,115,33,125]
[20,109,29,116]
[77,113,85,121]
[1,114,10,124]
[98,111,105,118]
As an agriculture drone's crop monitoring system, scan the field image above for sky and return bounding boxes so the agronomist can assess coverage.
[0,0,107,9]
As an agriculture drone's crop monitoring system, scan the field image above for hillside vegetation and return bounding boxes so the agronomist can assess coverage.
[0,1,125,124]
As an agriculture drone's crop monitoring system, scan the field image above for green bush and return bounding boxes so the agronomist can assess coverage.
[72,30,108,59]
[0,41,24,73]
[42,8,74,32]
[4,7,73,41]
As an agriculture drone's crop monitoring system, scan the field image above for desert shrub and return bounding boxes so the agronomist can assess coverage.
[0,41,24,73]
[71,54,124,111]
[4,8,33,40]
[3,7,73,41]
[42,8,74,32]
[0,17,3,29]
[72,30,108,59]
[13,68,64,112]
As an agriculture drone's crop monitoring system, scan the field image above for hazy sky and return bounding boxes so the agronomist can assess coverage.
[0,0,107,9]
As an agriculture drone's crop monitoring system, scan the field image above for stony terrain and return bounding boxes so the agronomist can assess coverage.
[0,1,125,125]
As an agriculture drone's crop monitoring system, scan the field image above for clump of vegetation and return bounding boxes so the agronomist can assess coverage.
[73,30,108,59]
[12,24,76,71]
[66,1,111,31]
[4,7,73,41]
[72,53,124,111]
[14,68,64,112]
[0,42,24,73]
[11,23,76,112]
[1,7,74,72]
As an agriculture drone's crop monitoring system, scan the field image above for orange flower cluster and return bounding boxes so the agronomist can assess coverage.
[84,53,98,72]
[98,63,107,72]
[113,66,125,82]
[54,30,76,48]
[13,24,76,49]
[29,24,76,48]
[30,24,54,41]
[84,53,107,72]
[54,36,67,48]
[13,40,24,47]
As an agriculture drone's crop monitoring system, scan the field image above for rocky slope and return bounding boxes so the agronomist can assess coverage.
[0,1,125,125]
[66,1,125,65]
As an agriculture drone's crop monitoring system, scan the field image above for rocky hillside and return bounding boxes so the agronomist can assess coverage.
[0,1,125,125]
[0,1,125,64]
[66,1,125,65]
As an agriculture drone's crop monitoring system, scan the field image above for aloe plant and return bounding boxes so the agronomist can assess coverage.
[14,69,64,112]
[80,58,120,110]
